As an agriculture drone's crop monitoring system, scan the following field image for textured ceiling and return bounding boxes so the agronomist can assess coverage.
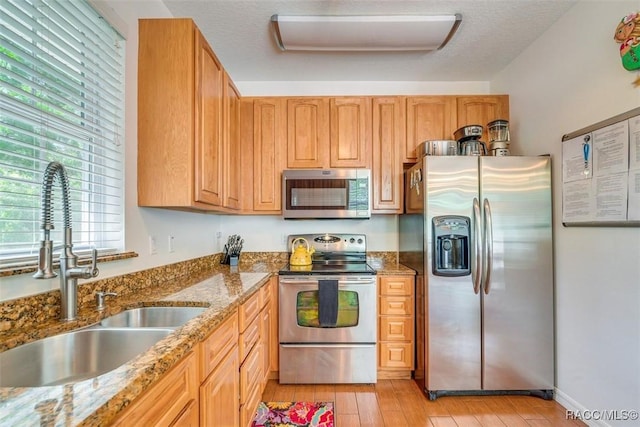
[161,0,577,82]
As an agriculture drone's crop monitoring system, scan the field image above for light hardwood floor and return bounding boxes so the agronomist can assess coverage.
[261,379,587,427]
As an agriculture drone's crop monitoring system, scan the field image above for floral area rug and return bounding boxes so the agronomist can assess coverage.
[251,401,334,427]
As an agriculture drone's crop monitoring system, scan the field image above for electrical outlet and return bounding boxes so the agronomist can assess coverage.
[216,231,222,239]
[149,235,157,255]
[168,235,175,253]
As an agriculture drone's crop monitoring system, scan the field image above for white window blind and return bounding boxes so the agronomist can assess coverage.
[0,0,125,268]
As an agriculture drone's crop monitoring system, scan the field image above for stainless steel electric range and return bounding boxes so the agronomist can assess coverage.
[278,233,377,384]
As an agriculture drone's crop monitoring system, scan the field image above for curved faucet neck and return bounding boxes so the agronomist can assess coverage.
[40,161,72,241]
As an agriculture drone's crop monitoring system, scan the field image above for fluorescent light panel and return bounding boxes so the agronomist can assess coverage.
[271,14,462,52]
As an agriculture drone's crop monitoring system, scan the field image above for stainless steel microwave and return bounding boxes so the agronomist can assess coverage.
[282,169,371,219]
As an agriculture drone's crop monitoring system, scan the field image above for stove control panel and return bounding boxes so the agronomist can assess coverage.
[287,233,367,254]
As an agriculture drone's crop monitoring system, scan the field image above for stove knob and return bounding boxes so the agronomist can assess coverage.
[357,238,363,244]
[349,238,355,243]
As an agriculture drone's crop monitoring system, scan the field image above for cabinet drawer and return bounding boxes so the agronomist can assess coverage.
[379,296,414,316]
[240,343,262,403]
[379,342,413,369]
[113,352,198,427]
[239,315,260,362]
[379,316,413,341]
[199,310,238,381]
[239,291,261,332]
[379,276,413,296]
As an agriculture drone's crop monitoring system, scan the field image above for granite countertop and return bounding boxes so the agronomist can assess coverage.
[0,252,413,426]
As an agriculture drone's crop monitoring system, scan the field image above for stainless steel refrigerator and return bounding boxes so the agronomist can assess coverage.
[399,155,554,400]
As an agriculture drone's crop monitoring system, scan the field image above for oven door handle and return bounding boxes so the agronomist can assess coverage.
[279,278,375,286]
[280,343,377,348]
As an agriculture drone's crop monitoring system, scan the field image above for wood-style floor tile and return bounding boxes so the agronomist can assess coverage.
[260,380,587,427]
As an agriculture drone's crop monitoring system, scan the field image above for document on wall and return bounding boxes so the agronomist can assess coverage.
[627,169,640,220]
[593,121,629,177]
[561,108,640,225]
[562,133,593,182]
[594,172,628,221]
[629,115,640,171]
[562,179,594,222]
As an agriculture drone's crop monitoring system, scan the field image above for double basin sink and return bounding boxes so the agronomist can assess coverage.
[0,306,206,388]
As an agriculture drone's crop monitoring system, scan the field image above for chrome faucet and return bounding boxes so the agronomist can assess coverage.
[33,162,99,321]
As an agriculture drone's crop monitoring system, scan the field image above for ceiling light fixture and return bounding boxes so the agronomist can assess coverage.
[271,14,462,52]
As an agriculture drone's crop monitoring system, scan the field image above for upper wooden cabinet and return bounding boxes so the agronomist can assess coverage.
[243,97,287,213]
[194,30,224,206]
[138,18,237,212]
[372,97,405,214]
[456,95,510,143]
[285,97,373,169]
[405,96,456,163]
[222,74,241,210]
[287,98,329,168]
[330,97,372,168]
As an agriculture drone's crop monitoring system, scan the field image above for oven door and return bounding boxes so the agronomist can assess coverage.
[279,275,377,344]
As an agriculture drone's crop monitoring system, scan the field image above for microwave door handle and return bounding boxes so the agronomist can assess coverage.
[471,198,482,295]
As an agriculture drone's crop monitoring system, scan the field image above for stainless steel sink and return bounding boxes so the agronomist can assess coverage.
[0,328,172,387]
[98,306,206,329]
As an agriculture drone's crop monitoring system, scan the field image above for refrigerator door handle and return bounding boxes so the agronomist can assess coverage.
[471,197,482,294]
[482,198,494,294]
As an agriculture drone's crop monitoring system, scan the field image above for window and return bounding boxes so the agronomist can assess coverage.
[0,0,125,268]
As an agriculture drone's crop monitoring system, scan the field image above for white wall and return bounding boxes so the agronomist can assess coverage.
[491,2,640,425]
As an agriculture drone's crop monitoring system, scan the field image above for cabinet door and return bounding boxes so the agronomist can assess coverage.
[456,95,510,143]
[268,277,279,373]
[200,347,240,427]
[404,164,423,214]
[194,31,224,205]
[223,73,241,209]
[170,400,199,427]
[405,96,456,163]
[112,352,198,427]
[138,19,196,208]
[372,97,405,213]
[253,98,286,212]
[330,97,371,168]
[261,303,271,389]
[287,98,329,168]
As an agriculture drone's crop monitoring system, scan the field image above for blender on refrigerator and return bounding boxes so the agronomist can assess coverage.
[487,119,510,156]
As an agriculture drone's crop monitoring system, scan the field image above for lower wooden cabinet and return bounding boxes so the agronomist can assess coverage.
[378,275,415,379]
[112,280,277,427]
[200,345,240,427]
[111,351,198,427]
[238,282,273,426]
[199,310,240,426]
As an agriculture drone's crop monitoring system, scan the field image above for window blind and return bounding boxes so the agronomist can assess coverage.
[0,0,125,267]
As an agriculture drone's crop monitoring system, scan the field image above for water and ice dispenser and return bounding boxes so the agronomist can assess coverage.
[432,215,471,277]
